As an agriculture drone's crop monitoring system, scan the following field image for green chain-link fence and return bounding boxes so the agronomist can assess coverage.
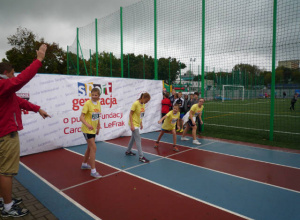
[67,0,300,147]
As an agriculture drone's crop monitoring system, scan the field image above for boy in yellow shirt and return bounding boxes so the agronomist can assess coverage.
[125,93,151,163]
[155,104,180,152]
[181,98,205,145]
[80,88,101,178]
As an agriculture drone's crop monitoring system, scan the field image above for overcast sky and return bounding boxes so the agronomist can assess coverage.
[0,0,140,61]
[1,0,299,72]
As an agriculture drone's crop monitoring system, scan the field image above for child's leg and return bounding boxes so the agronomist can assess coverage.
[132,129,143,158]
[83,146,90,164]
[171,129,177,145]
[126,131,135,152]
[87,138,97,169]
[182,124,190,137]
[179,118,183,130]
[156,130,165,143]
[192,125,198,140]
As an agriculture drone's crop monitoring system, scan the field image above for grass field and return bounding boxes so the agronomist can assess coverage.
[202,98,300,150]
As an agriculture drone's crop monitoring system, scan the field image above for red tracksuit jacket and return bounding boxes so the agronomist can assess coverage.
[0,60,42,138]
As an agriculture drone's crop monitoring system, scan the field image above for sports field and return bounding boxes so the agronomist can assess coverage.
[203,98,300,146]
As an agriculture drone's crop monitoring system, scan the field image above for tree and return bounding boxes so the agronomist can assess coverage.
[291,69,300,83]
[3,27,67,74]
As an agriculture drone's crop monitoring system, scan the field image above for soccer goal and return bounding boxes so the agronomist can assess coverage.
[222,85,244,102]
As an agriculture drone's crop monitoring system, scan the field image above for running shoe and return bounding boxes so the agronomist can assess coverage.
[90,172,102,179]
[192,140,201,145]
[81,164,91,169]
[154,142,159,148]
[139,157,150,163]
[1,204,29,218]
[179,129,183,132]
[176,128,180,132]
[125,151,136,156]
[173,146,179,152]
[0,198,22,211]
[181,137,189,141]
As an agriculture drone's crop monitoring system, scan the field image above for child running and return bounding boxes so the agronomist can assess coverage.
[181,98,205,145]
[155,104,180,152]
[125,92,151,163]
[80,88,102,178]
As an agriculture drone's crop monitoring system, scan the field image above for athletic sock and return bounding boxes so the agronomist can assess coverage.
[91,168,97,173]
[4,201,13,211]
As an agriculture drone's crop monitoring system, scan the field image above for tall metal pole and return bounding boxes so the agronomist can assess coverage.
[154,0,158,79]
[201,0,205,98]
[110,52,112,77]
[169,59,171,88]
[201,0,206,131]
[120,7,124,78]
[89,49,92,76]
[270,0,277,141]
[128,54,130,78]
[67,46,69,75]
[95,19,99,76]
[143,55,145,79]
[76,28,79,75]
[179,62,182,89]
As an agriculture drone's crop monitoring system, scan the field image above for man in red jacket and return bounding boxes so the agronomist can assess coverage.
[0,44,50,217]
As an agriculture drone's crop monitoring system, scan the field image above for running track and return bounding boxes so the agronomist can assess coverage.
[16,132,300,220]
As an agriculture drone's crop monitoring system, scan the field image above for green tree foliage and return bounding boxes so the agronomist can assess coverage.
[71,51,184,83]
[2,27,67,74]
[291,69,300,83]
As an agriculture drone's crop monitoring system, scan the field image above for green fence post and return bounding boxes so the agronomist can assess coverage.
[154,0,158,80]
[169,58,171,86]
[110,52,112,77]
[76,28,79,75]
[180,62,182,88]
[270,0,277,141]
[201,0,205,131]
[78,42,88,76]
[67,46,69,75]
[120,7,124,78]
[95,19,99,76]
[143,55,145,79]
[198,65,200,93]
[89,49,92,76]
[128,54,130,78]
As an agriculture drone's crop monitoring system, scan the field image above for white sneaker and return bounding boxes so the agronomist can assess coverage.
[91,172,102,179]
[181,137,189,141]
[192,140,201,145]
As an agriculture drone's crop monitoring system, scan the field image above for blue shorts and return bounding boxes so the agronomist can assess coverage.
[180,113,185,119]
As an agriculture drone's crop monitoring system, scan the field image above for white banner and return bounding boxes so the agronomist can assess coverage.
[17,74,162,156]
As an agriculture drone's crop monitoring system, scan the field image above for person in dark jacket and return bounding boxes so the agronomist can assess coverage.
[0,44,50,217]
[290,93,298,111]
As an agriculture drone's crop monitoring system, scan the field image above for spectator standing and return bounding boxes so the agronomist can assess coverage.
[0,44,50,218]
[173,91,185,132]
[290,93,298,111]
[169,89,176,110]
[161,92,172,122]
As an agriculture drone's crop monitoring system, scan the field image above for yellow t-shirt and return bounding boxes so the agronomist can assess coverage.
[81,100,101,134]
[190,104,204,120]
[129,100,145,128]
[162,110,180,131]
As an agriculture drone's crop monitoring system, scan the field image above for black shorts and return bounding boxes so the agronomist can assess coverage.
[187,119,196,127]
[83,133,96,140]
